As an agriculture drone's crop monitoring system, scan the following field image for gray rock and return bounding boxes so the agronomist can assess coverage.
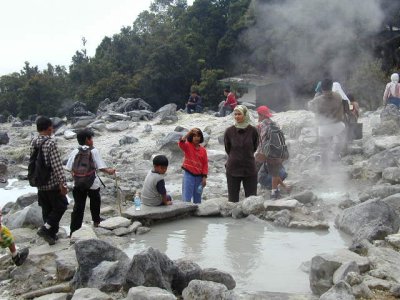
[271,209,291,227]
[0,132,9,145]
[87,260,126,292]
[382,193,400,214]
[71,288,112,300]
[123,201,197,222]
[99,216,131,230]
[154,104,178,124]
[106,121,129,132]
[71,239,130,289]
[319,281,355,300]
[390,283,400,297]
[136,226,151,235]
[3,202,43,229]
[15,193,37,209]
[201,268,236,290]
[367,245,400,282]
[143,124,152,133]
[195,198,227,216]
[119,135,139,146]
[34,293,70,300]
[70,226,98,244]
[363,277,392,290]
[231,206,245,219]
[72,116,96,128]
[157,131,184,152]
[288,220,329,230]
[335,198,400,242]
[172,259,202,294]
[292,190,317,204]
[365,145,400,174]
[264,199,300,211]
[56,249,78,281]
[386,233,400,248]
[241,195,265,216]
[126,286,177,300]
[382,167,400,183]
[359,184,400,202]
[333,261,359,284]
[344,272,362,286]
[182,280,229,300]
[64,130,77,140]
[309,249,370,295]
[124,247,177,292]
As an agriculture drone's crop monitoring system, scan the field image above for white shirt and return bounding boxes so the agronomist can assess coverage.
[66,146,107,189]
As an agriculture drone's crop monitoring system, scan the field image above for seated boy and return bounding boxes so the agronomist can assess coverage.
[141,155,173,206]
[0,210,29,266]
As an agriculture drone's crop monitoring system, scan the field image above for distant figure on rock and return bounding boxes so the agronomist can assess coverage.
[215,88,237,117]
[185,90,202,114]
[224,105,258,202]
[142,155,172,206]
[383,73,400,108]
[0,209,29,266]
[178,128,208,203]
[66,129,116,236]
[308,78,345,166]
[347,93,360,123]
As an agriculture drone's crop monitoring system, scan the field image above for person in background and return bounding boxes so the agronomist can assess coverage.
[308,78,345,166]
[383,73,400,108]
[32,116,68,245]
[347,93,360,123]
[66,129,116,236]
[141,155,173,206]
[0,209,29,266]
[224,105,259,202]
[178,128,208,204]
[216,88,238,117]
[254,105,290,199]
[185,90,202,114]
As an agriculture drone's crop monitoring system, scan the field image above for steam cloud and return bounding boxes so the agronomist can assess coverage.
[243,0,385,81]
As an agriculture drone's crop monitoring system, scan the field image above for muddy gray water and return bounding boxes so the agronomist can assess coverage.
[1,182,351,294]
[124,217,350,293]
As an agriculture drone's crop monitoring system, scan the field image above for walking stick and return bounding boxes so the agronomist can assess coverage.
[114,173,122,215]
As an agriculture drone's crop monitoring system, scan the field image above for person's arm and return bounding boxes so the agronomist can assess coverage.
[383,84,390,105]
[253,127,259,153]
[201,148,208,187]
[178,134,189,151]
[224,129,231,154]
[99,168,116,175]
[48,142,67,195]
[156,179,172,205]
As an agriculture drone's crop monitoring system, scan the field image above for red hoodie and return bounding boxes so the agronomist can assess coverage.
[178,140,208,177]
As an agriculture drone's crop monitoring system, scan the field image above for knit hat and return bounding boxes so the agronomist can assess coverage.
[256,106,272,118]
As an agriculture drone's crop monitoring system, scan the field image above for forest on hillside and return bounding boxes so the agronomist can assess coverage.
[0,0,400,118]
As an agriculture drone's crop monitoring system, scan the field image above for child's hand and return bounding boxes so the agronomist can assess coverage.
[165,200,172,205]
[108,168,116,176]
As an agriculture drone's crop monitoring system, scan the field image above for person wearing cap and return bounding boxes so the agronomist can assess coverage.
[224,105,259,202]
[255,106,289,199]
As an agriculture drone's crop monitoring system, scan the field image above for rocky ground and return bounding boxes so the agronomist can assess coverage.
[0,102,400,299]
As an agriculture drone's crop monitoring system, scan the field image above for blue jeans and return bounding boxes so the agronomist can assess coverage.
[182,171,203,203]
[388,97,400,108]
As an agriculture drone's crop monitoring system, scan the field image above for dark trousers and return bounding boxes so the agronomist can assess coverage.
[226,174,257,203]
[38,190,68,235]
[70,187,101,234]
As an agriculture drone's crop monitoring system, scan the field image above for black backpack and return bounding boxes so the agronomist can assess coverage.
[262,122,289,160]
[28,138,52,187]
[72,147,96,190]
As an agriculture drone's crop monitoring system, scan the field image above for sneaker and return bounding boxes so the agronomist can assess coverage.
[37,226,56,245]
[12,248,29,266]
[271,190,281,200]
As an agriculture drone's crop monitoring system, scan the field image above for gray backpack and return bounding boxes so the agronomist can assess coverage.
[262,122,289,160]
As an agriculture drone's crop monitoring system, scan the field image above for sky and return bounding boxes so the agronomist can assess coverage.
[0,0,192,76]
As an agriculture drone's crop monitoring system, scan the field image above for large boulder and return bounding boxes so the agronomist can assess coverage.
[126,286,176,300]
[3,202,43,229]
[0,132,9,145]
[153,104,178,124]
[124,247,178,292]
[71,239,130,289]
[335,198,400,242]
[365,146,400,174]
[172,259,202,294]
[319,281,355,300]
[182,280,232,300]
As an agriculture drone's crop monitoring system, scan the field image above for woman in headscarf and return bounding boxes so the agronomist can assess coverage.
[224,105,259,202]
[383,73,400,108]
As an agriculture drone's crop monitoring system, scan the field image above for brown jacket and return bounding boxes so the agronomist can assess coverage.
[308,91,344,125]
[224,125,259,177]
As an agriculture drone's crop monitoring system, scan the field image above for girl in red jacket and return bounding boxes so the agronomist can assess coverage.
[178,128,208,203]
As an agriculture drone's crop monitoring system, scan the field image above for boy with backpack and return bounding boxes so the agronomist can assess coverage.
[31,116,68,245]
[255,106,290,199]
[66,129,116,235]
